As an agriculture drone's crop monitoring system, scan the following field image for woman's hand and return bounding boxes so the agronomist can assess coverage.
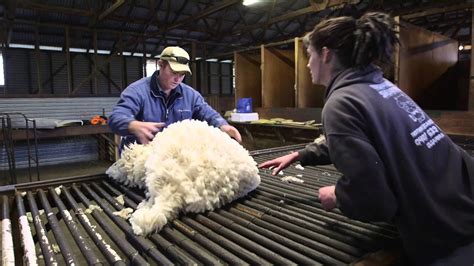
[319,185,337,211]
[258,151,299,175]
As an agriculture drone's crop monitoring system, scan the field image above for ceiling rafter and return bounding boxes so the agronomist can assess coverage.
[401,2,472,20]
[231,5,315,36]
[258,0,277,43]
[0,18,229,49]
[16,1,95,17]
[147,0,240,38]
[153,0,191,57]
[0,0,470,59]
[110,0,136,53]
[98,0,126,22]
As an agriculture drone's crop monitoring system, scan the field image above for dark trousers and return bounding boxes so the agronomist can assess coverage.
[431,240,474,266]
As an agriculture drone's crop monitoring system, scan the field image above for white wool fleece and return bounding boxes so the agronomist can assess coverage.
[106,142,151,188]
[107,119,260,235]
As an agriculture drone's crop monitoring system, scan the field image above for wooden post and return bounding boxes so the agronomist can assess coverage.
[34,27,42,95]
[218,62,222,95]
[114,134,121,161]
[203,45,209,95]
[65,27,73,94]
[48,52,53,94]
[93,30,98,94]
[470,8,474,111]
[118,33,125,89]
[107,60,111,94]
[142,39,147,77]
[191,41,197,89]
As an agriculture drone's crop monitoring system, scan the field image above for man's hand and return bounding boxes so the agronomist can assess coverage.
[258,151,299,175]
[319,185,337,211]
[220,124,242,143]
[128,121,165,144]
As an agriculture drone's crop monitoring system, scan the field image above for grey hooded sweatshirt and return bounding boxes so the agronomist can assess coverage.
[298,64,474,264]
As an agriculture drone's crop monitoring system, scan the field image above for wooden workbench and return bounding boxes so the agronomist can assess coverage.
[230,121,322,150]
[0,125,111,141]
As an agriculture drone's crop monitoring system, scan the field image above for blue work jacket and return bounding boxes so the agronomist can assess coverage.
[108,71,228,149]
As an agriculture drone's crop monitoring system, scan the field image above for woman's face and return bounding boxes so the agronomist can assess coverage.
[306,44,323,85]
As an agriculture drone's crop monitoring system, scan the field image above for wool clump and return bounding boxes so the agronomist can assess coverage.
[106,119,260,235]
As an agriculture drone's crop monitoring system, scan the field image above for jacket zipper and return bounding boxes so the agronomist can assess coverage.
[161,95,182,120]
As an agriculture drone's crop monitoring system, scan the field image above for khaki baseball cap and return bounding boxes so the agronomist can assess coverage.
[160,46,192,75]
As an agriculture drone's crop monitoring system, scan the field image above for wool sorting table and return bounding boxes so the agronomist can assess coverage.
[0,144,400,265]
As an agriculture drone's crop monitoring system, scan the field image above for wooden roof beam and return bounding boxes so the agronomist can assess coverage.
[401,3,472,20]
[5,0,17,20]
[17,1,94,16]
[154,0,240,35]
[98,0,126,22]
[231,0,360,37]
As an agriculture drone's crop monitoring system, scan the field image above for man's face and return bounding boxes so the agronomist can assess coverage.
[306,45,322,85]
[158,62,186,91]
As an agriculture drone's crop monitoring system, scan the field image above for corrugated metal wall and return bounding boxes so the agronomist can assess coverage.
[4,49,30,94]
[209,62,220,95]
[3,48,143,95]
[0,97,119,170]
[52,52,69,94]
[126,57,142,87]
[222,63,232,95]
[97,56,110,94]
[73,54,91,95]
[0,48,235,173]
[110,56,123,91]
[0,137,98,169]
[0,97,119,126]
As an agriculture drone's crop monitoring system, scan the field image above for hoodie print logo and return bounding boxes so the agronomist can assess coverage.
[370,81,425,123]
[369,81,399,99]
[409,119,445,149]
[370,81,444,149]
[394,94,425,123]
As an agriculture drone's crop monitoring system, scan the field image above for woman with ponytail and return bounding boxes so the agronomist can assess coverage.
[259,12,474,265]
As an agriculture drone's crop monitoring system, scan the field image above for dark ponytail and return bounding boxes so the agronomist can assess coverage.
[304,12,399,68]
[352,12,399,67]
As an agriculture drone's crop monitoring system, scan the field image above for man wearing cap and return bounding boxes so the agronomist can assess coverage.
[109,46,242,151]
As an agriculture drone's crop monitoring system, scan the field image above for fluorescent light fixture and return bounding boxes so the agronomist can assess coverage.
[9,43,35,49]
[39,45,63,51]
[206,58,218,62]
[122,52,132,56]
[133,52,144,57]
[69,48,87,53]
[88,49,110,54]
[221,59,233,63]
[243,0,259,6]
